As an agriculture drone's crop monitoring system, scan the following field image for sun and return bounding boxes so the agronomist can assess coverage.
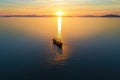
[56,11,64,16]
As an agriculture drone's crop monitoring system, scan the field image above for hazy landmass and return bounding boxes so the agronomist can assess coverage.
[0,14,120,17]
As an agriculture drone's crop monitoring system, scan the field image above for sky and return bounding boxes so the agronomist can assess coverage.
[0,0,120,16]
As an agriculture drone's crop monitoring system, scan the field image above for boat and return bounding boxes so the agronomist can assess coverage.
[53,38,63,48]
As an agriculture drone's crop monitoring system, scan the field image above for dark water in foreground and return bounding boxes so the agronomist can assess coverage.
[0,18,120,80]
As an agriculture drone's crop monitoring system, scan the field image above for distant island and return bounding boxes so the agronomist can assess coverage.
[78,14,120,17]
[0,14,120,17]
[101,14,120,17]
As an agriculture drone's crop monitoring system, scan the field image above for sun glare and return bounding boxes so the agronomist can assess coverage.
[56,11,64,16]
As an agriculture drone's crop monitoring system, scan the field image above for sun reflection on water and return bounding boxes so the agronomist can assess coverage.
[58,16,62,39]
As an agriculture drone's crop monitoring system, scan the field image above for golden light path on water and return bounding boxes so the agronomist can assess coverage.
[58,16,62,39]
[56,11,63,39]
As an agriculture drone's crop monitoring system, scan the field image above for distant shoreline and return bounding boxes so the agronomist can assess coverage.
[0,14,120,18]
[0,16,120,18]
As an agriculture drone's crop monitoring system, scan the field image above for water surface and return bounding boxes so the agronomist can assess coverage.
[0,17,120,80]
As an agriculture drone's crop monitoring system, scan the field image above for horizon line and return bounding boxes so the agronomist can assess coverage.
[0,14,120,17]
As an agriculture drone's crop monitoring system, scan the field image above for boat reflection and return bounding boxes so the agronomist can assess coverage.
[51,44,69,65]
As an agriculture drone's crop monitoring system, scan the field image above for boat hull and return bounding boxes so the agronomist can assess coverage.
[53,38,63,48]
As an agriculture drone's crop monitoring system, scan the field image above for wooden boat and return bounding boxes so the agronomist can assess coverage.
[53,38,63,48]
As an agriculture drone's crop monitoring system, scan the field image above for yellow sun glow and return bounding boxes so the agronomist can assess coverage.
[56,11,64,16]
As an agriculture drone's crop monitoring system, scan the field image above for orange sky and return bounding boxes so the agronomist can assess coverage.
[0,0,120,16]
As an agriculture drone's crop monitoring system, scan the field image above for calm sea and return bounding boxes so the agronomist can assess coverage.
[0,17,120,80]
